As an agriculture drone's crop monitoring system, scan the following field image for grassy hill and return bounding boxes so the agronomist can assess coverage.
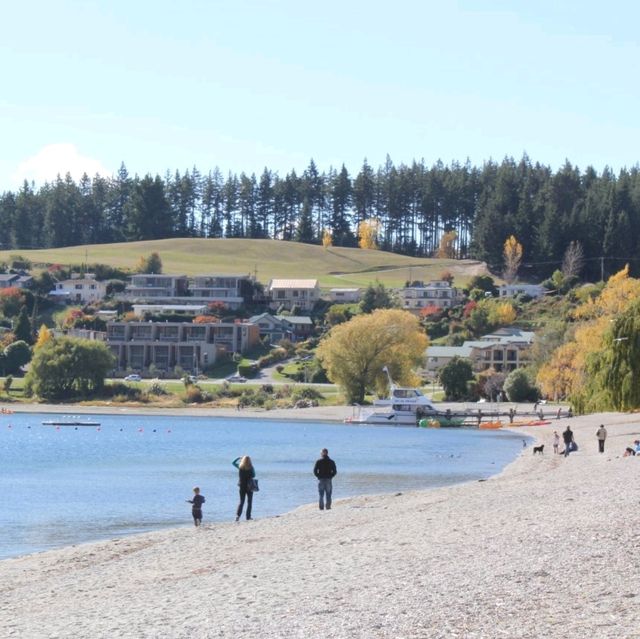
[0,238,490,288]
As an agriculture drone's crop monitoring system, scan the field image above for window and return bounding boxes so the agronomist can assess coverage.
[293,290,299,297]
[75,284,83,290]
[277,291,285,299]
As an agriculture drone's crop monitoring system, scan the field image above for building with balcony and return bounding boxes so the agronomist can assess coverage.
[248,313,314,343]
[498,284,546,299]
[122,274,189,301]
[188,274,251,309]
[398,280,463,313]
[425,327,534,374]
[105,319,260,375]
[267,279,320,311]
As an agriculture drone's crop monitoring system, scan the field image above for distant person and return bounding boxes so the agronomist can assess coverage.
[233,455,256,521]
[313,448,337,511]
[187,486,205,527]
[508,408,516,424]
[596,424,607,453]
[562,426,574,457]
[624,440,640,457]
[553,431,560,455]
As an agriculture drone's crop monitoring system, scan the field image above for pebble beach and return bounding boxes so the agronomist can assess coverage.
[1,409,639,638]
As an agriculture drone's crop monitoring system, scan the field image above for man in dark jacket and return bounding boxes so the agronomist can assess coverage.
[313,448,337,510]
[562,426,574,457]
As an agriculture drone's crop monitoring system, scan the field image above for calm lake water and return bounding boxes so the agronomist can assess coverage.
[0,413,525,559]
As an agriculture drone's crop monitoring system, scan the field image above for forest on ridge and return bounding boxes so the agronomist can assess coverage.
[1,154,639,281]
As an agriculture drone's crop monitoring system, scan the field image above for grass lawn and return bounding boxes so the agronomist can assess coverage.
[1,238,489,289]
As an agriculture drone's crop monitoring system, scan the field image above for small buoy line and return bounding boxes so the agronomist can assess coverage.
[2,413,173,434]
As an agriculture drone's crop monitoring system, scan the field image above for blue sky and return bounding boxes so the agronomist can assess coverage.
[1,0,639,189]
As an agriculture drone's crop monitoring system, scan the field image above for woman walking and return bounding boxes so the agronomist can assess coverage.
[233,455,256,521]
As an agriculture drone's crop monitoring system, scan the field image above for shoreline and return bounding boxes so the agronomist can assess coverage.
[2,412,639,637]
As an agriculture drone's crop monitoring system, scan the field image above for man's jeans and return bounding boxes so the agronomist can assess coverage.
[318,478,333,510]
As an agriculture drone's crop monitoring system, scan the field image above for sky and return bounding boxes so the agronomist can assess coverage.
[1,0,639,190]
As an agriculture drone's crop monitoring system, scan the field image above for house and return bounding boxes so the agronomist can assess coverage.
[397,280,463,313]
[119,273,251,309]
[189,274,252,309]
[105,319,260,375]
[50,274,107,304]
[122,274,189,301]
[248,314,314,343]
[425,327,534,374]
[0,273,33,289]
[329,288,361,303]
[498,284,546,299]
[267,279,320,311]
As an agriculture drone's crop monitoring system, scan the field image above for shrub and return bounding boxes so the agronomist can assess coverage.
[504,368,539,402]
[439,357,474,401]
[3,375,12,393]
[184,386,205,403]
[146,383,168,396]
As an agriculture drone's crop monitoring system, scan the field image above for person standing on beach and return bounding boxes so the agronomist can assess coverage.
[313,448,337,510]
[233,456,255,521]
[596,424,607,453]
[562,426,574,457]
[553,431,560,455]
[187,487,205,527]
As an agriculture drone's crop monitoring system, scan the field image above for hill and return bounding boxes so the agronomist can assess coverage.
[0,239,490,288]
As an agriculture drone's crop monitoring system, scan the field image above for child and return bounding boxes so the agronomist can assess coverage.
[553,431,560,455]
[187,487,205,527]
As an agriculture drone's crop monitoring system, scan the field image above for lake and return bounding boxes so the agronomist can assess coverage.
[0,412,526,559]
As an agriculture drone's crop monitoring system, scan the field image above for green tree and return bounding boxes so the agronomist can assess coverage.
[4,340,31,374]
[316,309,428,403]
[136,252,163,274]
[295,198,315,244]
[439,357,474,400]
[25,337,115,399]
[13,306,32,344]
[503,368,539,402]
[360,280,395,314]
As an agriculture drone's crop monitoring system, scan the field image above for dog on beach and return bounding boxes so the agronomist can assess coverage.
[533,444,544,455]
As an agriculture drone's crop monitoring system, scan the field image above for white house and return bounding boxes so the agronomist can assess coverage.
[329,288,361,303]
[498,284,546,299]
[397,280,463,313]
[267,279,320,311]
[50,274,107,304]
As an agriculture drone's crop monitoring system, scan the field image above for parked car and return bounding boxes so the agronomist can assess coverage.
[124,374,142,382]
[226,374,247,383]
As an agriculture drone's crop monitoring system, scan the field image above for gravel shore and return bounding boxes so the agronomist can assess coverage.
[1,411,639,638]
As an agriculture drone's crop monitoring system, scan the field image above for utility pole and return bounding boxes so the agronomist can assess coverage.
[600,256,604,282]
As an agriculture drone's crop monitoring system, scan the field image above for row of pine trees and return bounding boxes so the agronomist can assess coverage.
[1,155,639,280]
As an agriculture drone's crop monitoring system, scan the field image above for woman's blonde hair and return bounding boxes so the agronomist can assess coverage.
[239,455,253,470]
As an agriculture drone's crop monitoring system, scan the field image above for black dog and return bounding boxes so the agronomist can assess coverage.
[533,444,544,455]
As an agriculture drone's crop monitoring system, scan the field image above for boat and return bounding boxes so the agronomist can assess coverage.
[345,368,438,426]
[42,420,101,426]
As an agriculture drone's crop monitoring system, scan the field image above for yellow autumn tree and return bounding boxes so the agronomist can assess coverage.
[358,219,380,250]
[503,235,523,284]
[537,342,581,401]
[322,229,333,248]
[490,301,517,326]
[316,308,428,403]
[35,324,53,350]
[537,266,640,410]
[436,230,457,259]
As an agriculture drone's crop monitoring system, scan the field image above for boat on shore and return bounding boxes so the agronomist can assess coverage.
[346,369,439,426]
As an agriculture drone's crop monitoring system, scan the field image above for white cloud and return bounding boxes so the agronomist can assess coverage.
[11,143,111,187]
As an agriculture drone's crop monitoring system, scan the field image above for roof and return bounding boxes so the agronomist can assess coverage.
[427,345,473,358]
[277,315,313,325]
[0,274,19,282]
[269,279,318,289]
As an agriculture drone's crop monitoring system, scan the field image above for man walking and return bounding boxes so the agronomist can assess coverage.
[562,425,574,457]
[313,448,337,510]
[596,424,607,453]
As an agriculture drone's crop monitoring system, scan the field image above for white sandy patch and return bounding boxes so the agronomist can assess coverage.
[1,413,639,638]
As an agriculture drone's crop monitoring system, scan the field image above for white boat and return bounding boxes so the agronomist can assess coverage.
[346,369,437,426]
